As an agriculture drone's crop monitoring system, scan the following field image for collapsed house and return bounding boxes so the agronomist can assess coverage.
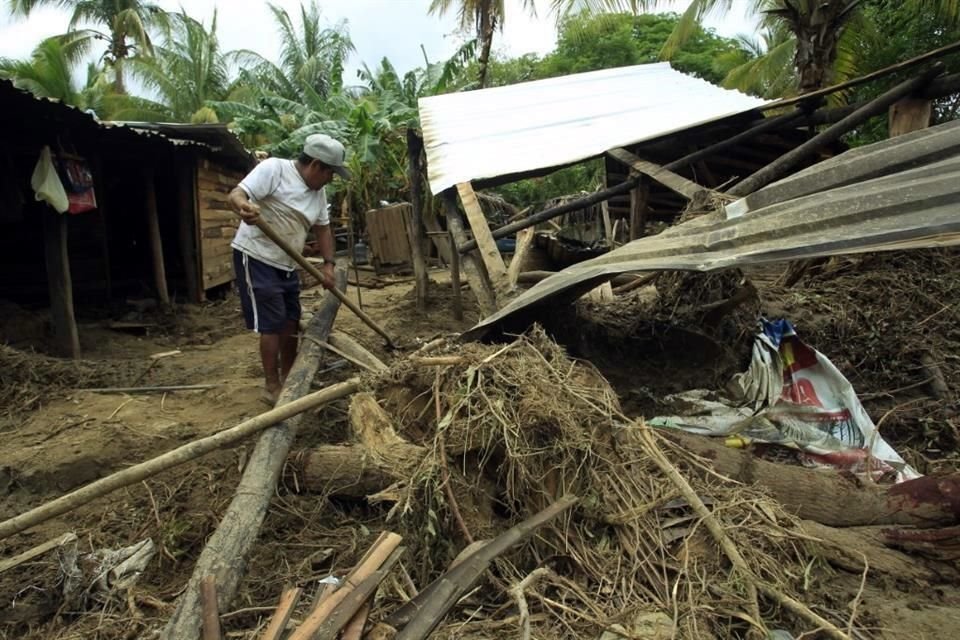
[0,79,254,358]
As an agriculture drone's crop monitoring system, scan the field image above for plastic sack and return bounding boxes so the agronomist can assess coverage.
[651,319,919,482]
[31,145,68,213]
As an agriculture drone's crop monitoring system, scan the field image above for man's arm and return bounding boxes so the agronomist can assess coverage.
[228,187,261,224]
[313,224,336,289]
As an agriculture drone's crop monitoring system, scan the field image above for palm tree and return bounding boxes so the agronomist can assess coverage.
[121,11,229,122]
[428,0,537,88]
[0,36,111,112]
[550,0,960,94]
[8,0,169,93]
[229,1,354,103]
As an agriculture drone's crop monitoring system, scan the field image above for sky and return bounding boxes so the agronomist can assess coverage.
[0,0,760,83]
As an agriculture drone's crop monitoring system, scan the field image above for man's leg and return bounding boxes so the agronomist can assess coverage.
[279,319,299,383]
[260,333,283,400]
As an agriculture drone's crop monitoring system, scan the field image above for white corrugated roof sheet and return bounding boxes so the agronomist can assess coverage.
[419,62,768,194]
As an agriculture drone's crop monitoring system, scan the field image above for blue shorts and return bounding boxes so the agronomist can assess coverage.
[233,250,301,334]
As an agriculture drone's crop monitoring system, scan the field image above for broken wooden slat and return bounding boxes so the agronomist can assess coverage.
[322,332,388,373]
[259,587,303,640]
[388,495,578,638]
[606,148,706,200]
[287,532,403,640]
[200,576,220,640]
[441,190,498,317]
[0,532,77,574]
[340,600,371,640]
[456,182,509,292]
[506,228,535,288]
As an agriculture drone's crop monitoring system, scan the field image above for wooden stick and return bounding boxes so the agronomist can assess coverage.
[200,576,221,640]
[287,532,403,640]
[410,356,465,367]
[389,496,578,638]
[77,383,220,394]
[259,587,303,640]
[340,600,371,640]
[611,272,659,296]
[0,532,77,574]
[729,63,945,197]
[448,230,463,321]
[0,378,360,542]
[236,211,397,347]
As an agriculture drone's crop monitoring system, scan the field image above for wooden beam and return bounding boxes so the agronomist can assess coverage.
[729,63,945,197]
[606,148,707,200]
[448,231,463,321]
[144,166,171,306]
[441,190,498,317]
[889,97,932,137]
[507,227,535,288]
[41,208,80,358]
[456,182,509,292]
[406,129,429,310]
[629,175,649,241]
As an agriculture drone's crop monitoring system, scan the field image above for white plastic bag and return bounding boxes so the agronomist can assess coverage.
[30,145,68,213]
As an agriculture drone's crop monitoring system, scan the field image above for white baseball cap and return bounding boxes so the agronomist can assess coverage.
[303,134,351,179]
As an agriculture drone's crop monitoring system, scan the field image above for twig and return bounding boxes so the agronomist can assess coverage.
[509,567,553,640]
[435,378,474,545]
[847,555,869,636]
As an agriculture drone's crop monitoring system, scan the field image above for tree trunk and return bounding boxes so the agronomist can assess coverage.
[476,4,496,89]
[161,270,347,640]
[659,430,960,527]
[788,0,863,93]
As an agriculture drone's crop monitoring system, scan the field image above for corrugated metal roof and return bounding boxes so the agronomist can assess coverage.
[463,120,960,340]
[419,63,768,194]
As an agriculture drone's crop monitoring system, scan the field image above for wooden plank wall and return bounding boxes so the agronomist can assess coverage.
[364,203,413,268]
[196,158,244,290]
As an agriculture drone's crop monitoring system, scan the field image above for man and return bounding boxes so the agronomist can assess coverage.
[229,134,351,405]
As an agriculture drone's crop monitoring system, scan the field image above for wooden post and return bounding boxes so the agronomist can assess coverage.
[407,129,429,310]
[200,576,221,640]
[440,190,498,318]
[448,231,463,321]
[456,181,509,293]
[629,175,649,241]
[889,97,932,137]
[506,227,535,289]
[144,166,171,306]
[177,157,201,303]
[41,207,80,359]
[600,201,613,245]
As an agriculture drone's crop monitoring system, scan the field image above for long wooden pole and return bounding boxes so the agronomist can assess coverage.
[729,63,945,197]
[0,378,360,541]
[144,166,171,306]
[237,213,396,347]
[162,270,348,639]
[407,129,429,311]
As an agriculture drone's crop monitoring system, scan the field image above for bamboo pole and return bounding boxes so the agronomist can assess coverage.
[0,378,360,541]
[259,587,303,640]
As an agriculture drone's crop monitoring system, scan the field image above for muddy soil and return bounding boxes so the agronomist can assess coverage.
[1,261,958,639]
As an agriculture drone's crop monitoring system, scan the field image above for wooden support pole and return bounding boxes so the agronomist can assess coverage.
[144,166,171,306]
[407,129,429,311]
[41,207,80,359]
[448,231,463,321]
[729,63,945,197]
[441,190,498,318]
[91,155,112,302]
[629,175,649,241]
[506,227,535,288]
[889,97,933,137]
[456,181,509,292]
[161,271,348,639]
[177,157,202,303]
[607,148,707,200]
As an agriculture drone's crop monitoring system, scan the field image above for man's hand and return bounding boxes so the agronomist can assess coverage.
[320,261,336,290]
[237,200,261,225]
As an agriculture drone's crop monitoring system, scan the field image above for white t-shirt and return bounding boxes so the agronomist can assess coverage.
[231,158,329,270]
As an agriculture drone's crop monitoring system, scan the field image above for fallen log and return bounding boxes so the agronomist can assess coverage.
[0,379,360,541]
[661,430,960,527]
[161,270,348,640]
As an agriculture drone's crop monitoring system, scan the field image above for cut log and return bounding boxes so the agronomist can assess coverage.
[349,393,427,480]
[161,270,348,640]
[797,520,953,583]
[441,190,498,317]
[660,430,960,527]
[285,444,402,498]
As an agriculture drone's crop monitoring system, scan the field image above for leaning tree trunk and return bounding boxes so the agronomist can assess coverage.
[476,5,496,89]
[782,0,863,93]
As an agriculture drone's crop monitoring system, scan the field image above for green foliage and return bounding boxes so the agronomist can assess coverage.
[493,161,605,210]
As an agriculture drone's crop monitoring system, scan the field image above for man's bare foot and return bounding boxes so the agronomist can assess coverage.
[262,384,281,407]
